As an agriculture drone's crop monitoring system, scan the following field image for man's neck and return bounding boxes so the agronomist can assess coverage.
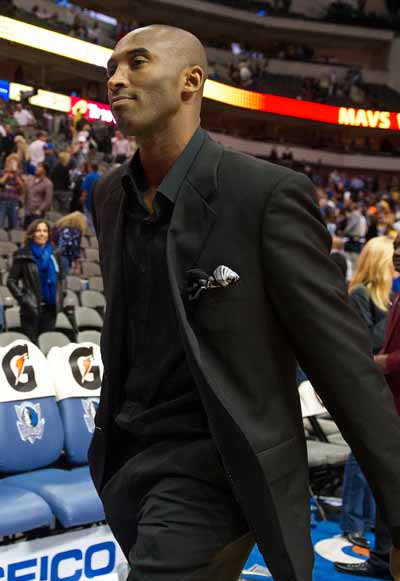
[137,119,200,189]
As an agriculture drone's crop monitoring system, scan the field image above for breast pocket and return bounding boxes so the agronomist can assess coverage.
[189,284,246,334]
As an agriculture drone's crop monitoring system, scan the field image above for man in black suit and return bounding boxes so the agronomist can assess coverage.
[88,24,400,581]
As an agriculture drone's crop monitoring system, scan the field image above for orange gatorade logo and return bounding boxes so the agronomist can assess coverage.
[3,344,37,392]
[69,346,101,389]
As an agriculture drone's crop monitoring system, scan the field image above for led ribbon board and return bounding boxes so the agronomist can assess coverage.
[1,16,400,130]
[0,15,110,67]
[204,80,400,131]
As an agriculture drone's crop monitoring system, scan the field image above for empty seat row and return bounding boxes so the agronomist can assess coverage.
[0,229,25,245]
[66,275,104,293]
[4,306,103,336]
[64,289,105,311]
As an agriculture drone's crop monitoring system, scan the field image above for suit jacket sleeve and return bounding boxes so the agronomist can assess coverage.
[262,172,400,545]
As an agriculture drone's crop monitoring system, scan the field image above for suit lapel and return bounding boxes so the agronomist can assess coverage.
[167,136,223,296]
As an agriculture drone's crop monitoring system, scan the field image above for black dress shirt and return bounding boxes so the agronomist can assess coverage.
[114,128,211,445]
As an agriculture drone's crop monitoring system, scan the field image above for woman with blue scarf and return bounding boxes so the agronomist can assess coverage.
[8,219,65,344]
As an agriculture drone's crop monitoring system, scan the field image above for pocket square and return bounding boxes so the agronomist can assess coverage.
[185,265,240,301]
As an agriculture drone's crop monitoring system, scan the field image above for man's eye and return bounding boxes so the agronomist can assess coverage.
[131,58,146,67]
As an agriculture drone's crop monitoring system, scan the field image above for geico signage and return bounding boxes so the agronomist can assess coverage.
[0,541,115,581]
[70,97,115,124]
[338,107,396,129]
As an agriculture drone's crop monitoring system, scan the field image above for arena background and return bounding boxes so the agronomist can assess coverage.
[0,0,399,579]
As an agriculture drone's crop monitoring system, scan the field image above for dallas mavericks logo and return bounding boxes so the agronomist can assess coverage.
[82,398,99,433]
[14,401,45,444]
[3,344,37,392]
[69,346,101,390]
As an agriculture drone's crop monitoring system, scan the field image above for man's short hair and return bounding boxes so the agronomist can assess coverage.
[91,163,99,172]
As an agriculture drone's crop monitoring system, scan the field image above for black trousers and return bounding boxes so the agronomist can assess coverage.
[369,509,392,576]
[100,438,254,581]
[21,304,57,344]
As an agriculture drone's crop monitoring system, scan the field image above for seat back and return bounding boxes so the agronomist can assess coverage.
[77,331,101,345]
[0,332,29,346]
[66,275,82,293]
[0,286,17,308]
[81,261,101,277]
[80,290,106,314]
[5,307,21,331]
[0,340,64,473]
[38,332,70,356]
[84,248,99,262]
[0,242,18,258]
[9,230,24,245]
[88,276,103,292]
[48,342,103,465]
[75,307,103,331]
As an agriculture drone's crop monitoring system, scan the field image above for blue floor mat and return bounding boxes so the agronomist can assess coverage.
[242,520,379,580]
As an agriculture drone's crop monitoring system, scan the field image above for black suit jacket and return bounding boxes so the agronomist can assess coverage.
[88,133,400,581]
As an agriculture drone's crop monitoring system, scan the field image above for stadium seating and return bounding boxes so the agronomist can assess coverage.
[38,332,70,355]
[77,330,101,345]
[0,332,29,346]
[0,480,54,536]
[0,286,16,308]
[0,242,18,259]
[75,307,103,332]
[54,312,74,340]
[81,261,102,277]
[5,307,21,332]
[63,289,80,308]
[85,248,100,262]
[88,276,104,292]
[66,275,83,293]
[48,342,102,465]
[9,230,24,246]
[81,290,106,316]
[0,340,104,529]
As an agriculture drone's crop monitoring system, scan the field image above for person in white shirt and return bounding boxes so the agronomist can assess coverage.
[111,130,131,164]
[29,132,48,168]
[13,104,35,129]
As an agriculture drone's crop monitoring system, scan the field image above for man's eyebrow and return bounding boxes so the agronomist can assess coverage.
[107,47,152,70]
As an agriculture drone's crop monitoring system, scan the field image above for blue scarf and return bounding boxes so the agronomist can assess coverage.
[30,241,58,305]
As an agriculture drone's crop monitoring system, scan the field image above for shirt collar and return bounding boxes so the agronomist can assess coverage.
[123,126,205,206]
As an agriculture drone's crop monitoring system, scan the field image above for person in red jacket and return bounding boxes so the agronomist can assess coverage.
[335,234,400,579]
[375,236,400,412]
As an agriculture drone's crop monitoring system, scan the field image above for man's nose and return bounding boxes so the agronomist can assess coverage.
[108,67,129,93]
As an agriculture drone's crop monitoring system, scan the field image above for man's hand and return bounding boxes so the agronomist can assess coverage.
[374,354,388,373]
[390,546,400,580]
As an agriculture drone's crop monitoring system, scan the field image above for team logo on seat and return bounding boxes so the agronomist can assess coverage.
[82,398,99,433]
[69,346,101,389]
[14,401,45,444]
[3,344,37,392]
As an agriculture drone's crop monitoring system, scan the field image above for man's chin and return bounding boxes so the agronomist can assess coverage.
[113,112,142,137]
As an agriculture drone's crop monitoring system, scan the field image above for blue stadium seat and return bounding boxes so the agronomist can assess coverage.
[4,468,104,528]
[59,397,99,465]
[48,342,102,465]
[0,396,64,473]
[0,481,54,536]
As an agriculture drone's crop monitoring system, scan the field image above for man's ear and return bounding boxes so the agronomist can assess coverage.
[182,65,205,100]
